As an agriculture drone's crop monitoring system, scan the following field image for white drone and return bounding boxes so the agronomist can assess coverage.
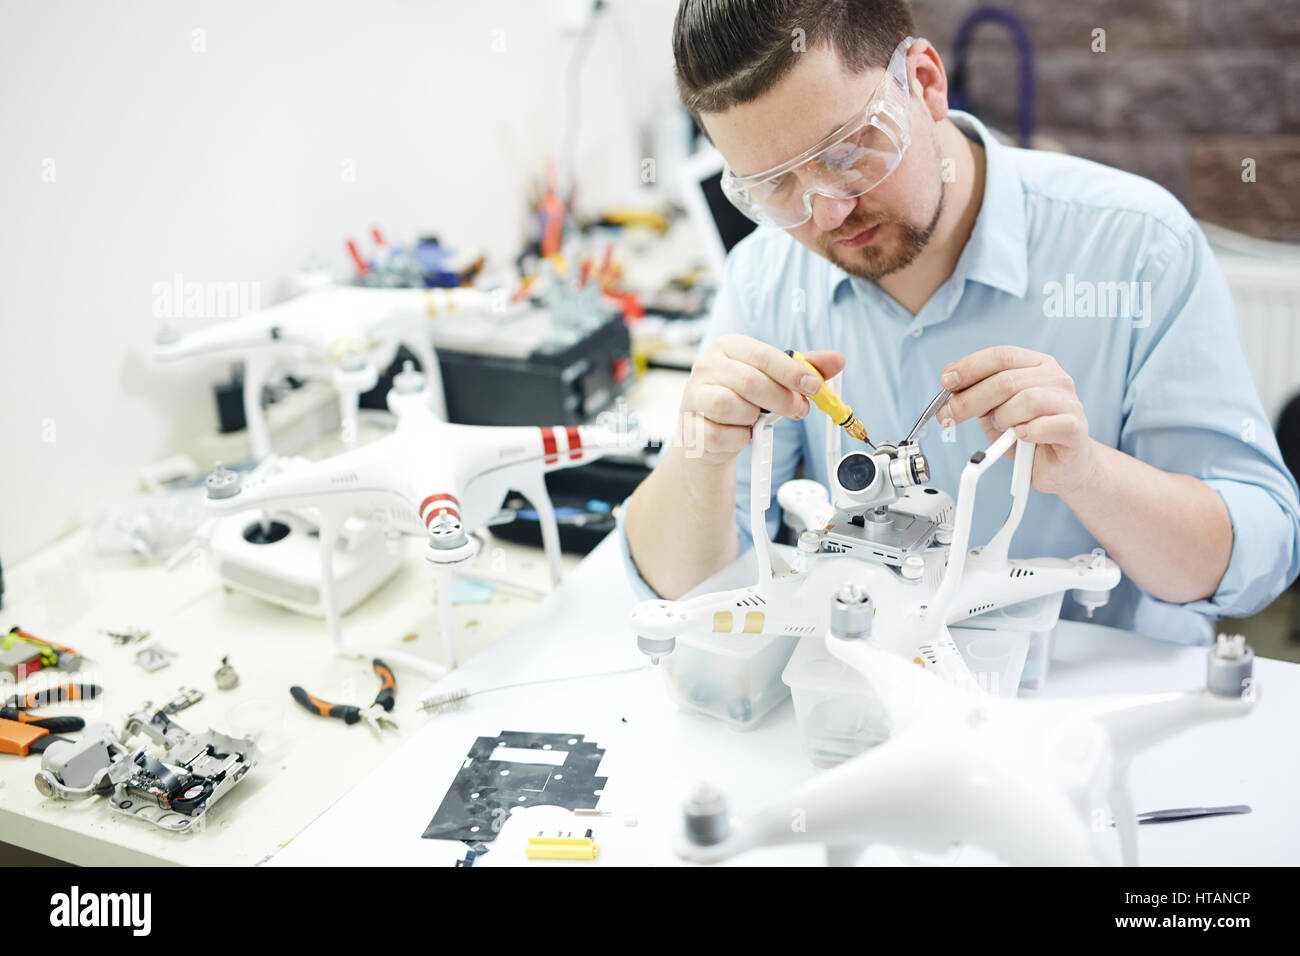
[677,613,1259,866]
[152,283,518,459]
[630,378,1123,689]
[201,362,636,677]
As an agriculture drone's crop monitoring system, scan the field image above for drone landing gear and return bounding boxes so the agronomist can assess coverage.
[243,352,276,462]
[513,473,566,587]
[426,530,481,672]
[317,509,451,680]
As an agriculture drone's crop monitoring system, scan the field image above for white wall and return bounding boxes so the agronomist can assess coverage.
[0,0,680,563]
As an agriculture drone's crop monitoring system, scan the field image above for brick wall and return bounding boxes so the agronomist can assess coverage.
[910,0,1300,240]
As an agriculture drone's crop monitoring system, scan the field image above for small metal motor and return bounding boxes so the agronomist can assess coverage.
[830,583,873,641]
[682,781,730,847]
[1207,633,1254,699]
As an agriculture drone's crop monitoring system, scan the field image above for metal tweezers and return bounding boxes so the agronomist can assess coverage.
[1136,804,1251,824]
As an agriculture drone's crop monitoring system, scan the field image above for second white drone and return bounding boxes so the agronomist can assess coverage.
[202,362,636,677]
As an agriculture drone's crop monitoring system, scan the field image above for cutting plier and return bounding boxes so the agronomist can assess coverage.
[2,682,102,731]
[0,683,102,756]
[290,659,399,737]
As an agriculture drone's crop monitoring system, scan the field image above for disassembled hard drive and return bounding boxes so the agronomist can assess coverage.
[33,707,259,833]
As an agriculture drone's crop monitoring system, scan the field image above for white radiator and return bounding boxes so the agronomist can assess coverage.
[1203,223,1300,426]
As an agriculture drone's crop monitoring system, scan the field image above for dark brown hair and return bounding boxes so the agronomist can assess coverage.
[673,0,915,114]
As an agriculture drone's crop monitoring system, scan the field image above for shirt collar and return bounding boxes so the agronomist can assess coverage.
[828,109,1029,303]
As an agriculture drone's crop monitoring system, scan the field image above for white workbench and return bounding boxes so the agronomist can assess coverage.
[268,534,1300,867]
[0,369,690,866]
[0,526,577,865]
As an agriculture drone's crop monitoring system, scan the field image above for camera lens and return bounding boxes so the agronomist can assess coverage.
[836,452,877,492]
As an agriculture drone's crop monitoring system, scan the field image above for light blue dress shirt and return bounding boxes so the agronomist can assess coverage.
[620,111,1300,645]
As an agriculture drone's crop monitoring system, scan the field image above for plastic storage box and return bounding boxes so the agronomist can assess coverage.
[661,630,799,731]
[782,592,1067,767]
[957,591,1065,694]
[781,633,890,767]
[948,628,1030,698]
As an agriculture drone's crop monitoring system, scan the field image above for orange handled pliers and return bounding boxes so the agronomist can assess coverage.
[289,659,398,738]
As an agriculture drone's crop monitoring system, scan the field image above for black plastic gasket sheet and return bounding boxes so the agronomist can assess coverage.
[422,730,607,845]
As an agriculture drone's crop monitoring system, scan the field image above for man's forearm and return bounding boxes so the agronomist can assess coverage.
[624,446,740,599]
[1060,441,1233,604]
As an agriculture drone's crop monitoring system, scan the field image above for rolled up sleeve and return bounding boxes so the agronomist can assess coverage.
[1193,478,1300,617]
[1121,222,1300,621]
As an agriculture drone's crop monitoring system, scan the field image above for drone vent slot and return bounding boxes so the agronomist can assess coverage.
[1009,567,1035,578]
[966,603,994,616]
[917,643,940,665]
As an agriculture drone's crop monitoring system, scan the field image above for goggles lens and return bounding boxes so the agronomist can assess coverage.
[722,37,916,229]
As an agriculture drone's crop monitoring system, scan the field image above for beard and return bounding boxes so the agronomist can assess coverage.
[817,181,946,282]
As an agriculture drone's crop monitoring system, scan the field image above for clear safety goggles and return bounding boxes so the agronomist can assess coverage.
[721,37,917,228]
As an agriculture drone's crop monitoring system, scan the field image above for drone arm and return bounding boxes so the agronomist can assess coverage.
[681,733,1099,866]
[1078,689,1257,765]
[631,584,802,642]
[204,434,408,519]
[476,423,629,476]
[150,309,286,362]
[1080,686,1257,867]
[827,632,978,727]
[939,552,1120,627]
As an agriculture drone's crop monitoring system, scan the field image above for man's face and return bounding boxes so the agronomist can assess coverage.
[702,44,945,281]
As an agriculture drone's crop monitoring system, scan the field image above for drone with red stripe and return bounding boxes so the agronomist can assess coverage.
[201,361,636,678]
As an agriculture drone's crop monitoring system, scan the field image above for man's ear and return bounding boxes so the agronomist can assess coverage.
[910,39,949,124]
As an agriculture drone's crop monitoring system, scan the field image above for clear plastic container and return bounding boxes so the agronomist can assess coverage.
[948,627,1030,698]
[661,631,799,731]
[1019,629,1056,693]
[781,635,890,767]
[958,591,1064,693]
[782,592,1065,767]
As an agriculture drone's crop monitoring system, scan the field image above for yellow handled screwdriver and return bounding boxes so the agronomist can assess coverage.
[785,350,872,447]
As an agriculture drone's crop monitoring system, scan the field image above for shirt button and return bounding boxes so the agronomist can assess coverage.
[911,328,923,338]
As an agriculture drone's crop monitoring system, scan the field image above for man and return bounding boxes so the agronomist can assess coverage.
[621,0,1300,644]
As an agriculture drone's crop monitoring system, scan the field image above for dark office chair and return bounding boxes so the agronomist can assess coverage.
[1277,393,1300,642]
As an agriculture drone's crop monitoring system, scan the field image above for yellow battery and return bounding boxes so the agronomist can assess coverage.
[525,835,600,861]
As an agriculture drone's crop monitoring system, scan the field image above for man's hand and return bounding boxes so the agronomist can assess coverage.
[679,335,845,465]
[937,345,1096,497]
[626,336,845,599]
